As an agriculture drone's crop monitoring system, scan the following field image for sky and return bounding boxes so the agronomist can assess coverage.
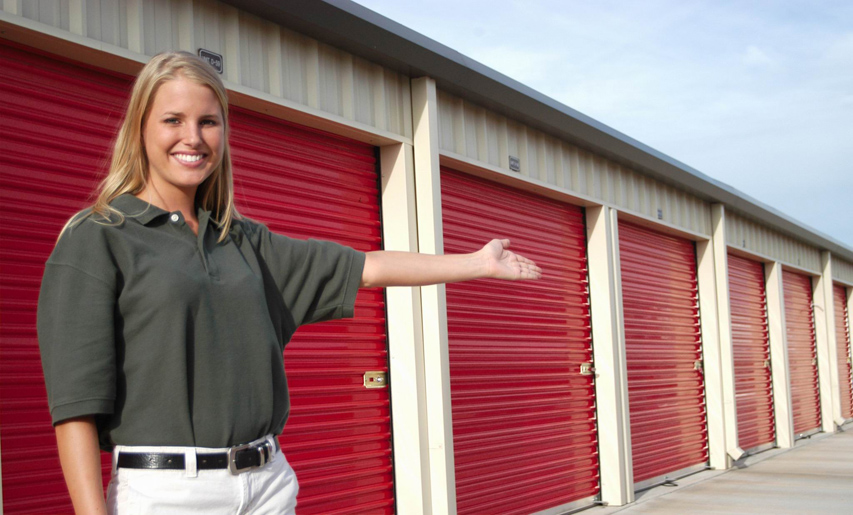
[353,0,853,247]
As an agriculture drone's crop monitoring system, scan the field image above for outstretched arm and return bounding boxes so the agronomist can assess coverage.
[360,239,541,288]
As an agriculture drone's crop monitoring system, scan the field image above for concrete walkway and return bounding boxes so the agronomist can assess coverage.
[594,428,853,515]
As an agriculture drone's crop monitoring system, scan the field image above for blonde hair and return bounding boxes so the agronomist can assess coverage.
[67,51,238,241]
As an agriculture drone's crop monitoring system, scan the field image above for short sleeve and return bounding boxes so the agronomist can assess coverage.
[248,221,366,327]
[37,218,117,425]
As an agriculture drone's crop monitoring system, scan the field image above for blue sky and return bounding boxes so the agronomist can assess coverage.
[354,0,853,247]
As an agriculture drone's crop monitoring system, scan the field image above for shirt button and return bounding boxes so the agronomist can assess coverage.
[170,213,180,223]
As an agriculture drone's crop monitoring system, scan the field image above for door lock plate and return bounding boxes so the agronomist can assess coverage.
[363,371,387,389]
[580,363,595,376]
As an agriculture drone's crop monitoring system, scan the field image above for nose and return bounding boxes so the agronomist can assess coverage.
[182,123,202,147]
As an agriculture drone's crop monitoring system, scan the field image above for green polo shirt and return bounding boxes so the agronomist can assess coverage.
[37,194,365,450]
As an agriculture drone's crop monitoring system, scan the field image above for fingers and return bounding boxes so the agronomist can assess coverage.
[510,253,542,279]
[515,253,537,266]
[485,238,542,280]
[510,251,540,271]
[520,262,542,279]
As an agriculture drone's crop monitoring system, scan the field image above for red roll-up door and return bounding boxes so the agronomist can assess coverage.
[618,221,708,485]
[441,169,599,514]
[782,271,821,437]
[229,108,391,513]
[0,41,130,514]
[727,254,775,451]
[833,285,853,421]
[0,41,392,514]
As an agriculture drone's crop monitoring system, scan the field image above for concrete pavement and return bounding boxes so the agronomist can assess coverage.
[593,428,853,515]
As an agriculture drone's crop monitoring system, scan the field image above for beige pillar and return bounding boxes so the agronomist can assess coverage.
[380,143,431,512]
[697,228,728,470]
[411,76,457,514]
[126,0,144,55]
[709,204,744,462]
[765,262,795,448]
[586,206,633,506]
[69,0,87,36]
[814,252,840,431]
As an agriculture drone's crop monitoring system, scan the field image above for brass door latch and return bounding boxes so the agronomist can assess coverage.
[580,363,596,376]
[363,371,387,389]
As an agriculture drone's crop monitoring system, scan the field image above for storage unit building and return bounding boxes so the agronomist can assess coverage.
[2,1,853,513]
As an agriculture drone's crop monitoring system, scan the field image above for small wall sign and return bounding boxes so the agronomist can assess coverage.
[198,49,223,74]
[509,155,521,172]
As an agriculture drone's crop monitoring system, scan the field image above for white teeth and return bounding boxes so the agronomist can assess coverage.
[174,154,203,163]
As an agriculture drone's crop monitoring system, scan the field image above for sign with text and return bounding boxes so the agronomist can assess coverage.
[198,49,223,74]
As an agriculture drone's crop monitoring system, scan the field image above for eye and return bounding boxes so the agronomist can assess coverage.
[164,118,180,124]
[201,119,219,127]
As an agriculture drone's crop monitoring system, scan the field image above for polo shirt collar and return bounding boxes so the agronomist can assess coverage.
[110,194,215,227]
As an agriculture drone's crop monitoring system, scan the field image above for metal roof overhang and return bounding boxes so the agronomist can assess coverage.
[223,0,853,261]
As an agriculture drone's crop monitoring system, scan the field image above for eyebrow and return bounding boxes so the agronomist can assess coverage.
[162,111,222,118]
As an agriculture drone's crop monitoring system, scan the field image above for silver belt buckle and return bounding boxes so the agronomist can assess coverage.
[227,441,269,475]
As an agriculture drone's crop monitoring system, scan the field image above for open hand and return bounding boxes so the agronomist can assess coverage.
[480,239,542,280]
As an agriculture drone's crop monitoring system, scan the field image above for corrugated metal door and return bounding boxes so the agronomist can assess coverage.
[0,41,130,514]
[618,221,708,485]
[229,108,391,513]
[782,271,821,437]
[834,285,853,421]
[0,41,392,514]
[441,168,599,514]
[727,254,775,452]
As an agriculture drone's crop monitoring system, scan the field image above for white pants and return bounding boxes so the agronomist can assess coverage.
[106,436,298,515]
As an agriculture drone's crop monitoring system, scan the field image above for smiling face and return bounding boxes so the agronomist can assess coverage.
[142,76,224,202]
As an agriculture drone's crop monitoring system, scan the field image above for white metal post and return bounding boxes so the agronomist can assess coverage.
[586,205,633,506]
[411,76,457,514]
[765,262,795,448]
[380,143,431,512]
[697,231,729,470]
[814,252,840,431]
[708,204,744,462]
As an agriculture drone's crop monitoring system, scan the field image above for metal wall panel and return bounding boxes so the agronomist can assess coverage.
[437,91,712,236]
[618,221,708,484]
[833,259,853,285]
[834,285,853,421]
[441,168,599,514]
[728,254,775,451]
[782,271,822,437]
[726,212,821,273]
[2,0,412,139]
[0,40,393,514]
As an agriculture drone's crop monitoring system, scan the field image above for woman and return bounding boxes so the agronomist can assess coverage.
[37,51,540,514]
